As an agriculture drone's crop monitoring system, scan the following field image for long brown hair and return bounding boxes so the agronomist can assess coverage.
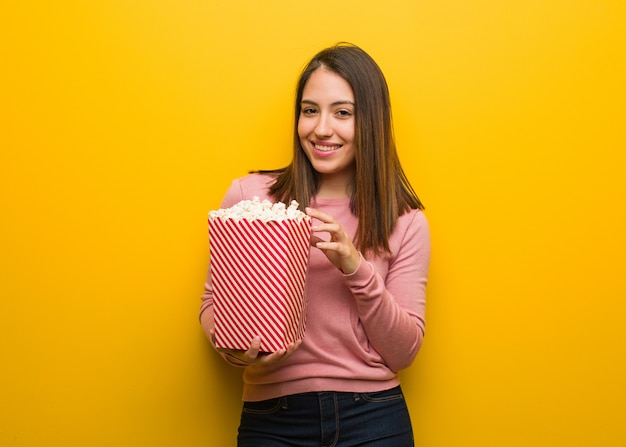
[262,43,424,255]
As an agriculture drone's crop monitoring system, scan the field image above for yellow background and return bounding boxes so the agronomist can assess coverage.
[1,0,625,445]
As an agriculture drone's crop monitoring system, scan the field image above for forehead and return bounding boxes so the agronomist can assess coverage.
[302,68,354,101]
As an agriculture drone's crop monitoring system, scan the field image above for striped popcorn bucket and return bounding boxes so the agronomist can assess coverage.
[209,216,311,352]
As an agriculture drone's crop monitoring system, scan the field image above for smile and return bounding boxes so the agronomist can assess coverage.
[314,143,342,152]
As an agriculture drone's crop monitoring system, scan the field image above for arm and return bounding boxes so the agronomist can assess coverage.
[201,273,298,367]
[200,177,253,367]
[199,176,300,367]
[308,207,430,372]
[345,211,430,371]
[199,250,252,367]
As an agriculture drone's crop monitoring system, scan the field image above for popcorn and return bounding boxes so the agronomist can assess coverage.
[208,198,311,353]
[209,197,308,222]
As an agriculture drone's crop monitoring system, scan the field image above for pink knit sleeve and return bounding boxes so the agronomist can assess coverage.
[199,178,244,320]
[199,178,249,367]
[199,175,276,367]
[343,210,431,372]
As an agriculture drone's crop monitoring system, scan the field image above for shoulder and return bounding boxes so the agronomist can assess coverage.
[235,173,277,196]
[389,209,430,253]
[220,173,277,208]
[397,208,429,233]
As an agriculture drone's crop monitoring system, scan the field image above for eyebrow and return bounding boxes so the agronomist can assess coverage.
[301,99,355,107]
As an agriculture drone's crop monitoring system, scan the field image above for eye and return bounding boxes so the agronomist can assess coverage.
[336,109,353,118]
[301,107,318,116]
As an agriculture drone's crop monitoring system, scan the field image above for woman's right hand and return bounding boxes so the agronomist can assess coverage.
[211,331,301,367]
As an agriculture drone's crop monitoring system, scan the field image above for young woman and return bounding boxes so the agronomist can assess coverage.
[200,43,431,446]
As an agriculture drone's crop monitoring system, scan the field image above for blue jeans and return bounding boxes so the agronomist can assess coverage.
[237,386,414,447]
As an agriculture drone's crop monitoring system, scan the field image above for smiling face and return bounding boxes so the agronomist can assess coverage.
[297,68,356,195]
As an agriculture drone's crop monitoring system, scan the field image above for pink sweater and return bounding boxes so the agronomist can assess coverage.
[200,174,430,402]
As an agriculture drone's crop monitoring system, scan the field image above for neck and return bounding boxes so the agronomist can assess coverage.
[317,174,352,199]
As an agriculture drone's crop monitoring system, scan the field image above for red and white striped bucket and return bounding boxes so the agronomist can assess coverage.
[209,216,311,352]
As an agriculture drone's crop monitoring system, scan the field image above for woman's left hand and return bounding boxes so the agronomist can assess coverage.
[306,207,360,275]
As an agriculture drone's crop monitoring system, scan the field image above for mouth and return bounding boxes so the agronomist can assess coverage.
[313,142,342,152]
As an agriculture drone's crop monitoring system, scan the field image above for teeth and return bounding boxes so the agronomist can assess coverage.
[314,143,341,151]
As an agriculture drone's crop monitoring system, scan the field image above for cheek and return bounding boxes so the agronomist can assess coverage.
[297,119,310,139]
[339,122,355,142]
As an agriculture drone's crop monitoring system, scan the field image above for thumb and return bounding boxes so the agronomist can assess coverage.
[245,336,261,360]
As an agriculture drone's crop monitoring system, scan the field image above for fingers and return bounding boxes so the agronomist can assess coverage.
[216,336,261,365]
[218,337,302,367]
[257,339,302,365]
[307,207,345,236]
[243,336,261,362]
[305,206,330,223]
[306,207,350,247]
[309,235,325,248]
[306,207,360,275]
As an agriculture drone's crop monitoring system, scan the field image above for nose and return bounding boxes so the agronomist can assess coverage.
[314,113,333,137]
